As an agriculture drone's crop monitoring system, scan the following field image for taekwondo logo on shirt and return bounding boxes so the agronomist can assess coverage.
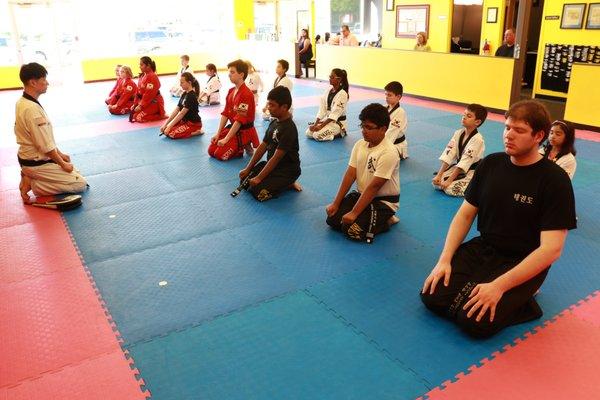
[147,83,154,89]
[367,156,376,173]
[271,128,279,143]
[513,193,534,205]
[391,119,401,128]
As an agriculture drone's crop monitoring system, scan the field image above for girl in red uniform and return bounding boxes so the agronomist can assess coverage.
[105,64,122,104]
[160,72,203,139]
[108,66,137,115]
[130,56,166,122]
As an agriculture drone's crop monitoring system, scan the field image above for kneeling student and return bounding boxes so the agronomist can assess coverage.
[238,86,301,202]
[432,104,487,197]
[326,103,400,242]
[160,72,203,139]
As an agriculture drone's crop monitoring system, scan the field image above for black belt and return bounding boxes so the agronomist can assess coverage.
[226,122,254,130]
[18,156,56,167]
[375,194,400,203]
[393,136,406,145]
[337,115,346,122]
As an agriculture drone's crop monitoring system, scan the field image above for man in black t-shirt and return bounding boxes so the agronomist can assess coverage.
[495,28,516,58]
[421,100,576,338]
[239,86,302,202]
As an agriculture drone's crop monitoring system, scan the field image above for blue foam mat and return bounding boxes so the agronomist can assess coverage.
[128,291,431,400]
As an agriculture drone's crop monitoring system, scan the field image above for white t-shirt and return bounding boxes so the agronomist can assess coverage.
[349,138,400,211]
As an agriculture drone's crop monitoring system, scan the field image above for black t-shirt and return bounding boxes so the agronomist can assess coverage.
[495,44,515,58]
[465,153,576,257]
[263,117,301,176]
[177,91,201,123]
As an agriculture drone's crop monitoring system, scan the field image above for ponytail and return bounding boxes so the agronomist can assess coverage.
[151,60,156,72]
[340,69,349,97]
[181,72,199,95]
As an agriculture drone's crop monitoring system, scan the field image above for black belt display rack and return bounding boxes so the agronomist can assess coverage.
[541,44,600,93]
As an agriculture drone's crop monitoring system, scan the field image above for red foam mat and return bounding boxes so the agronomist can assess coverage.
[0,190,55,230]
[0,350,148,400]
[425,294,600,400]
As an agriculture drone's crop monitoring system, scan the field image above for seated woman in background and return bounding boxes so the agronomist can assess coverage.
[306,68,349,141]
[130,56,166,123]
[540,120,577,179]
[105,64,122,104]
[107,65,137,115]
[298,29,313,70]
[414,31,431,51]
[160,72,203,139]
[198,63,222,106]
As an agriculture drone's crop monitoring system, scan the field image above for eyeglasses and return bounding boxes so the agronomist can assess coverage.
[329,75,341,80]
[359,123,380,131]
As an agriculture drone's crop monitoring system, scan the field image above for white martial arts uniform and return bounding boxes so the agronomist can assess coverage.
[15,93,87,197]
[435,128,485,197]
[170,65,192,97]
[200,74,222,105]
[262,74,294,119]
[384,103,408,159]
[246,71,263,107]
[305,87,349,141]
[539,147,577,180]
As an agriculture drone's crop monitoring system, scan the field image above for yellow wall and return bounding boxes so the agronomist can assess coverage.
[316,45,514,110]
[234,0,255,40]
[382,0,453,52]
[534,0,600,98]
[564,64,600,128]
[480,0,506,55]
[0,66,22,90]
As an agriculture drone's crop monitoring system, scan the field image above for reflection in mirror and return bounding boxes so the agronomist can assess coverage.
[451,0,483,54]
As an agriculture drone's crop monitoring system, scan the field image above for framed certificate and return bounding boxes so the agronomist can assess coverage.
[395,5,429,38]
[586,3,600,29]
[561,3,586,29]
[487,7,498,23]
[386,0,394,12]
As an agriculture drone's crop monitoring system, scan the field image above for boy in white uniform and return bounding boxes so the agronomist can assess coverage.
[15,63,88,204]
[170,55,191,97]
[326,103,400,243]
[198,63,222,106]
[262,59,294,120]
[432,104,487,197]
[383,81,408,159]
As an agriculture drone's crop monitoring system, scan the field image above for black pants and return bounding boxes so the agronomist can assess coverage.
[326,191,396,242]
[247,161,300,202]
[420,237,549,338]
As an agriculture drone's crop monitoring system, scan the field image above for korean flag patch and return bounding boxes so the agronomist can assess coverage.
[147,83,154,89]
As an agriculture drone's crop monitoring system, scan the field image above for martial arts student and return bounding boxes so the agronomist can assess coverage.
[198,63,222,106]
[245,60,263,107]
[326,103,400,242]
[540,120,577,179]
[208,59,260,161]
[306,68,349,141]
[383,81,408,159]
[262,59,293,120]
[421,100,577,338]
[15,63,88,204]
[130,56,166,123]
[238,86,302,202]
[432,104,487,197]
[107,65,137,115]
[105,63,122,104]
[169,54,191,97]
[160,72,203,139]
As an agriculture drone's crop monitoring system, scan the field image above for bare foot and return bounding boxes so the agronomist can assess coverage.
[289,182,303,192]
[19,174,32,204]
[388,215,400,226]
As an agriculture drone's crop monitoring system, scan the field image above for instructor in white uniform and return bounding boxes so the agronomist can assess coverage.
[15,63,87,204]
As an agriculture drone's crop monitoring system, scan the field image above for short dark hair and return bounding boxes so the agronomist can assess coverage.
[342,25,350,31]
[227,59,249,79]
[181,54,190,61]
[277,59,289,72]
[549,120,577,157]
[206,63,217,72]
[267,86,292,109]
[505,100,552,141]
[384,81,403,96]
[359,103,390,128]
[466,103,488,126]
[19,63,47,84]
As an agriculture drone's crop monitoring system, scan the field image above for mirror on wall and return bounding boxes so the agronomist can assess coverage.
[451,0,483,54]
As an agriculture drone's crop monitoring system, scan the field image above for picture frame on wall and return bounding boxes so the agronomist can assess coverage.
[386,0,394,12]
[487,7,498,23]
[560,3,586,29]
[586,3,600,29]
[395,5,429,38]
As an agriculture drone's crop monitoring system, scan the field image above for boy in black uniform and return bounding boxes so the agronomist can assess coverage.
[421,100,576,338]
[239,86,301,202]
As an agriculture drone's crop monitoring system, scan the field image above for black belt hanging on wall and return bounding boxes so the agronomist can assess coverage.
[541,44,600,93]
